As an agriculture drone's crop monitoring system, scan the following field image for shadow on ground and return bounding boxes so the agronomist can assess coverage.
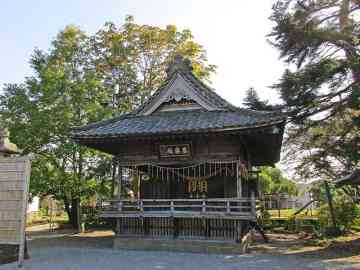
[252,232,360,266]
[0,227,356,270]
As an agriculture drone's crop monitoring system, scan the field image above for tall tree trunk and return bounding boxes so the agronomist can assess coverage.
[64,196,81,229]
[64,197,71,223]
[70,198,80,230]
[324,180,338,235]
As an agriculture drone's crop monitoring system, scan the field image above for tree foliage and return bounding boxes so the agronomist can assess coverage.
[242,87,275,111]
[1,26,112,227]
[0,18,215,227]
[91,15,216,112]
[258,166,298,196]
[317,184,360,233]
[269,0,360,181]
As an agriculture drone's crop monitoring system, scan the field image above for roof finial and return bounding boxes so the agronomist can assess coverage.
[0,128,20,156]
[166,54,193,77]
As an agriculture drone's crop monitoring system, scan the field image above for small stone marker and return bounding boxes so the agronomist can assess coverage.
[0,128,31,267]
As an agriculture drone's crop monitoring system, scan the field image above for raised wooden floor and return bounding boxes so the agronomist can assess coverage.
[100,198,258,246]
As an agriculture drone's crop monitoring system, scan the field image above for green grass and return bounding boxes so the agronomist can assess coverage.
[268,208,319,220]
[27,212,69,227]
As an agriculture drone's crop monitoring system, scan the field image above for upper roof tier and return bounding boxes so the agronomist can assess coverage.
[72,55,286,140]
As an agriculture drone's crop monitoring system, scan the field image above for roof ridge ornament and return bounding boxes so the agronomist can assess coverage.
[166,54,193,77]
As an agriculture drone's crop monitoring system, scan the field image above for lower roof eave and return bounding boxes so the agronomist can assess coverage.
[72,119,286,142]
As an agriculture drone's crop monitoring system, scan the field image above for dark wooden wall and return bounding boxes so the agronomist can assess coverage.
[118,134,256,199]
[116,135,248,165]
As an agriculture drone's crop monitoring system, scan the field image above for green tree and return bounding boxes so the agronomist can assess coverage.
[242,87,272,110]
[258,166,298,196]
[91,15,216,113]
[269,0,360,181]
[0,18,215,228]
[0,26,112,228]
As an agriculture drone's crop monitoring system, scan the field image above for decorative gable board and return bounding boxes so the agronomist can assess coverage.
[155,101,203,113]
[139,73,220,115]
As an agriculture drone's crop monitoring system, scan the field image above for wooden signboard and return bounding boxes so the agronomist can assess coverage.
[0,157,31,267]
[159,143,191,158]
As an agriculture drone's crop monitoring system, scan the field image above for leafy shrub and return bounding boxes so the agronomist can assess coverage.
[318,197,360,235]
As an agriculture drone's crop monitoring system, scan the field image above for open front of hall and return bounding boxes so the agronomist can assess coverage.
[72,55,286,253]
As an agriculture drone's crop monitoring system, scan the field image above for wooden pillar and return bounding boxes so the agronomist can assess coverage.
[117,166,123,206]
[173,218,179,239]
[110,158,117,197]
[137,166,141,199]
[116,165,123,234]
[277,194,281,218]
[235,161,243,244]
[235,221,243,243]
[251,191,256,217]
[236,161,242,198]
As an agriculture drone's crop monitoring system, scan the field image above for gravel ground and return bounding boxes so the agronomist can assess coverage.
[0,233,359,270]
[0,247,334,270]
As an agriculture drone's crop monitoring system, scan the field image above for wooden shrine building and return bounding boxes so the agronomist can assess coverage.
[72,55,286,251]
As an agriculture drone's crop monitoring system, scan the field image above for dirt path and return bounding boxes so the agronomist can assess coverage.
[252,232,360,267]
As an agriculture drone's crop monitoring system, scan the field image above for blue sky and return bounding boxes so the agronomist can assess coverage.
[1,0,285,106]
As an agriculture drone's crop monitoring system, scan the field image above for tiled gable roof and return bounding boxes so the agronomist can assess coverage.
[73,109,284,139]
[72,55,286,140]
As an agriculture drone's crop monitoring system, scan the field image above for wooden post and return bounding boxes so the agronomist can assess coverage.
[202,199,206,213]
[110,158,116,197]
[116,165,123,234]
[251,191,256,217]
[236,161,242,198]
[137,166,140,199]
[173,218,179,239]
[226,200,230,214]
[139,199,143,213]
[0,129,30,267]
[117,166,123,210]
[18,159,31,267]
[235,222,243,243]
[277,194,281,218]
[236,161,243,244]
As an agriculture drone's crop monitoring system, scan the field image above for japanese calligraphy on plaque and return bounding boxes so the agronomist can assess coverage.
[159,144,191,158]
[188,179,208,198]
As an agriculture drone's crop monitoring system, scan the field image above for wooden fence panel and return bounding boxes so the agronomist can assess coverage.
[0,157,31,266]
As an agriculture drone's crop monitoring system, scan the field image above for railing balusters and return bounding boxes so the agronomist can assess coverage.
[139,199,143,213]
[117,200,123,212]
[170,200,174,214]
[106,197,256,219]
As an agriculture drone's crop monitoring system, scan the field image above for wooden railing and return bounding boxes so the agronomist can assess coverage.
[100,197,258,220]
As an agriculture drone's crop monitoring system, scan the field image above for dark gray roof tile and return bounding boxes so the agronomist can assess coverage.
[73,110,285,139]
